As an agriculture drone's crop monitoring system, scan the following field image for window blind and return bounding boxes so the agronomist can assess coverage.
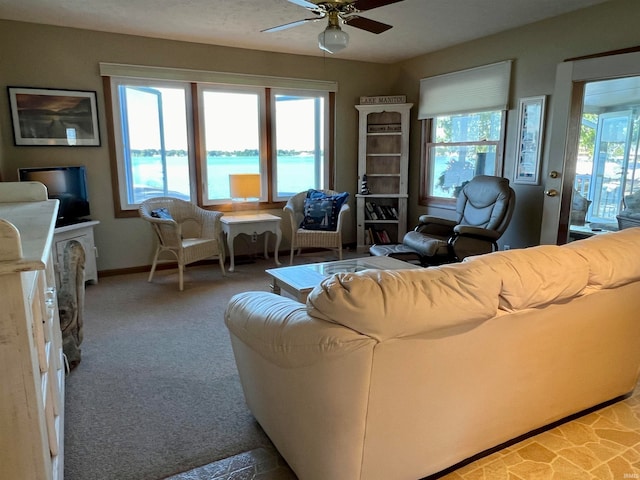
[99,62,338,92]
[418,60,512,119]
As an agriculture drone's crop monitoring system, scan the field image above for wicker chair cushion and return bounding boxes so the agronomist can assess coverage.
[301,190,349,231]
[150,207,173,220]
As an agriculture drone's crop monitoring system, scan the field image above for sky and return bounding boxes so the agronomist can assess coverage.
[126,86,320,152]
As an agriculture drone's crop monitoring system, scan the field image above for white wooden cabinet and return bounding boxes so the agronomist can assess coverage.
[355,103,412,252]
[54,220,100,285]
[0,182,65,480]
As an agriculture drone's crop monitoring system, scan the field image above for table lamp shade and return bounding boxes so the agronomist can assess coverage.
[229,173,261,201]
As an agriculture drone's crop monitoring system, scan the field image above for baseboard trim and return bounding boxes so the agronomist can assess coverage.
[97,244,360,278]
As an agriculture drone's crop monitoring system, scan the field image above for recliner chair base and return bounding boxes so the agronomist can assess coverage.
[369,243,424,265]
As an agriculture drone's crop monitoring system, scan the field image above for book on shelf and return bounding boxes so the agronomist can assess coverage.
[367,227,392,245]
[373,203,387,220]
[365,201,377,220]
[380,205,397,220]
[365,202,399,222]
[367,227,376,245]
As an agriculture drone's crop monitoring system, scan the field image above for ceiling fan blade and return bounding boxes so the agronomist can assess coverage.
[352,0,404,12]
[287,0,321,10]
[343,15,393,34]
[261,17,322,33]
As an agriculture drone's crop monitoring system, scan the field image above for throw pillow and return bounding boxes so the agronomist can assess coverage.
[300,190,349,231]
[150,207,173,220]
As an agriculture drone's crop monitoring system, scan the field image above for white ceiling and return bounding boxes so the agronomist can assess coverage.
[584,77,640,111]
[0,0,613,64]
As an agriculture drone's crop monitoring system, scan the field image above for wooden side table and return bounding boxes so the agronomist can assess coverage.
[221,213,282,272]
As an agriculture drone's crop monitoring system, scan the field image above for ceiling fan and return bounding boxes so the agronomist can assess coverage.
[262,0,405,54]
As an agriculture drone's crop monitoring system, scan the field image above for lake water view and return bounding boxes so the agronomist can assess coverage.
[132,153,462,200]
[132,154,317,200]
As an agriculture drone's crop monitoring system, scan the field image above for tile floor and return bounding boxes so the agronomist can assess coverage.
[167,384,640,480]
[164,446,295,480]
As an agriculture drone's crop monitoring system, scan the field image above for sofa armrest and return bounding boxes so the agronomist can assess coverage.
[224,292,374,367]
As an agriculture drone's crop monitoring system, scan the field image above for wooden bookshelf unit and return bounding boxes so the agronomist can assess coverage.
[355,102,412,252]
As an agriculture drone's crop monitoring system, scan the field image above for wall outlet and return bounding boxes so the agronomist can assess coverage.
[251,232,258,243]
[503,245,511,250]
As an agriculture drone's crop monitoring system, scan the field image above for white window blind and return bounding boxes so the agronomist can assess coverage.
[418,60,512,119]
[99,62,338,92]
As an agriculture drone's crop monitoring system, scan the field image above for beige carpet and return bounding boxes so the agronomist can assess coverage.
[64,250,355,480]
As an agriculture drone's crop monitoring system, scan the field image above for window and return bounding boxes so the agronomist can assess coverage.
[111,79,194,208]
[424,111,505,201]
[272,90,329,200]
[199,86,264,203]
[103,64,336,215]
[573,76,640,226]
[418,61,511,205]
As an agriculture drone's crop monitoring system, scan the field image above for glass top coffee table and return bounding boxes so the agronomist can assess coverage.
[265,256,420,303]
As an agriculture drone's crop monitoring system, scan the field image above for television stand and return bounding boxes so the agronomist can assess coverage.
[53,220,100,285]
[55,217,92,228]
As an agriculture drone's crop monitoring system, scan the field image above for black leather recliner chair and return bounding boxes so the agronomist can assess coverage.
[402,175,516,266]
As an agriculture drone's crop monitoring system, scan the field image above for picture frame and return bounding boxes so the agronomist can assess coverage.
[514,95,546,185]
[8,87,100,146]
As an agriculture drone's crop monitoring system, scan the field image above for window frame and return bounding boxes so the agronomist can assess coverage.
[419,111,507,208]
[269,88,331,203]
[107,77,196,213]
[196,83,268,206]
[102,64,337,217]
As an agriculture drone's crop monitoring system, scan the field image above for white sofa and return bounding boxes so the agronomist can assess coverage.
[224,228,640,480]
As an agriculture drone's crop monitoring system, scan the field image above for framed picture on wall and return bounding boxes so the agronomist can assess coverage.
[7,87,100,146]
[514,95,546,185]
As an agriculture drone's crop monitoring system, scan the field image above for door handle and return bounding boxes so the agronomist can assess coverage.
[544,189,558,197]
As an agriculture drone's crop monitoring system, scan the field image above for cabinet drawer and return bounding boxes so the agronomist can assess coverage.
[32,294,49,373]
[45,382,59,456]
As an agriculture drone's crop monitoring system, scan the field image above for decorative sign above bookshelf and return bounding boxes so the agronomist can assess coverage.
[359,95,407,105]
[367,123,402,133]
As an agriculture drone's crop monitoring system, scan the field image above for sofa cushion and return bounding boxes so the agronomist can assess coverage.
[307,261,501,341]
[463,245,590,312]
[566,227,640,288]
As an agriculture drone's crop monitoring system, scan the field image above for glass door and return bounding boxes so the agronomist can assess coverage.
[587,110,633,223]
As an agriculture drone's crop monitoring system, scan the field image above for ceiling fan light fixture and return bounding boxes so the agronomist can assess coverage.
[318,25,349,53]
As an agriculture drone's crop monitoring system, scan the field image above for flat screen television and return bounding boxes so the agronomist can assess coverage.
[18,165,91,227]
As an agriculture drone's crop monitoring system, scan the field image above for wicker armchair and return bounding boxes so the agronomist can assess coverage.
[139,197,225,290]
[284,189,350,264]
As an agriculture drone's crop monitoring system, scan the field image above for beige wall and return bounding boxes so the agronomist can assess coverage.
[1,0,639,272]
[395,0,640,249]
[0,20,392,271]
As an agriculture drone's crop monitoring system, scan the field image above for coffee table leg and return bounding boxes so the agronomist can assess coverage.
[270,278,281,295]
